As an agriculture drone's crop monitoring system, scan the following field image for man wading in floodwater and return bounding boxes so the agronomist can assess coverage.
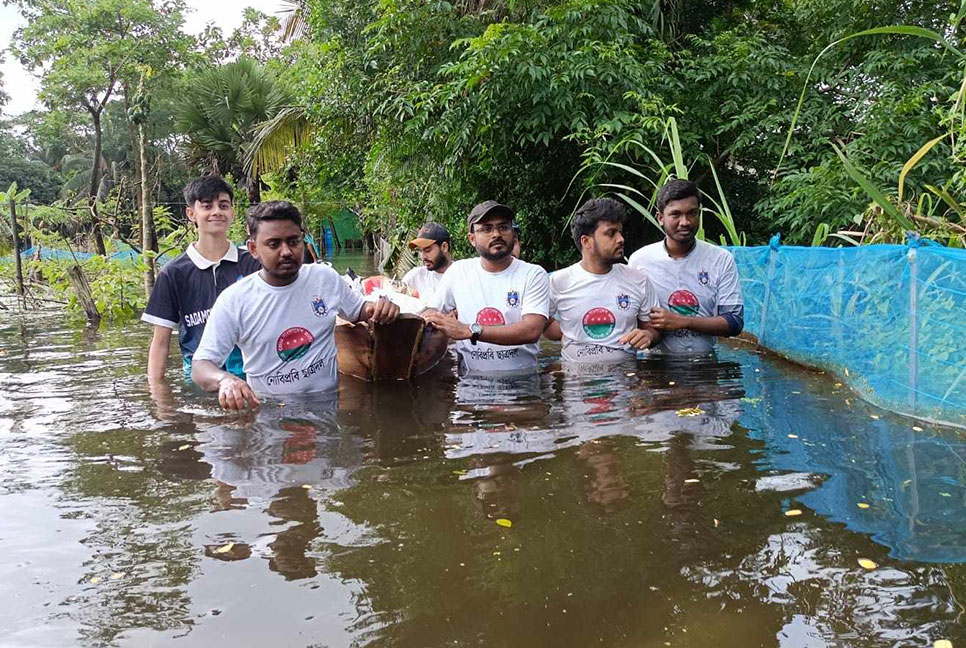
[402,222,452,302]
[544,198,662,362]
[423,201,550,375]
[628,179,744,354]
[191,201,399,410]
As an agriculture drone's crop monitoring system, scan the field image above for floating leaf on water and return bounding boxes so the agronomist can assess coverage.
[492,551,501,556]
[870,414,880,420]
[857,502,870,509]
[934,640,953,648]
[676,407,705,417]
[90,576,101,584]
[684,478,700,484]
[625,372,636,377]
[301,484,311,489]
[857,558,877,570]
[940,492,952,497]
[834,382,843,388]
[713,519,720,528]
[213,542,235,554]
[787,434,799,439]
[110,572,124,580]
[784,509,803,517]
[495,518,512,528]
[912,426,924,432]
[452,470,467,476]
[668,381,675,386]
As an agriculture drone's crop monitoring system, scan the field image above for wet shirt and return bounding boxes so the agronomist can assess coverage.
[402,265,445,302]
[430,257,550,374]
[141,243,260,376]
[193,264,366,395]
[550,263,660,363]
[628,239,742,354]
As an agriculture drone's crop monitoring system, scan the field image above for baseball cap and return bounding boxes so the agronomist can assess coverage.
[409,222,451,249]
[467,200,515,229]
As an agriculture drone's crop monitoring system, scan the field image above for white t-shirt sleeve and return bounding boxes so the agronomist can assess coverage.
[521,266,550,318]
[335,271,367,321]
[402,267,419,289]
[428,266,457,313]
[638,273,660,323]
[717,252,743,306]
[192,292,239,367]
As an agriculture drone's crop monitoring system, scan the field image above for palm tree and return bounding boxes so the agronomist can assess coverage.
[176,58,292,204]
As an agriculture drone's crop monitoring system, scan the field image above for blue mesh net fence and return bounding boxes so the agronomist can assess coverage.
[730,235,966,429]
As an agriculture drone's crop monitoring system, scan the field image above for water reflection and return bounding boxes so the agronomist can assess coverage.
[2,310,966,647]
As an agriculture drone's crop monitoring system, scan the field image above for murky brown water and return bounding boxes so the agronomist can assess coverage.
[1,252,965,647]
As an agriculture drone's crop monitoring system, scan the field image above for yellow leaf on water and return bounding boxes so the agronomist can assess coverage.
[213,542,235,554]
[301,484,311,489]
[90,577,101,584]
[784,509,803,517]
[177,444,191,451]
[870,414,880,420]
[676,407,705,417]
[452,470,467,476]
[834,382,843,388]
[495,519,512,528]
[858,558,877,570]
[857,502,870,509]
[110,572,124,580]
[934,640,953,648]
[684,478,700,484]
[492,551,501,556]
[668,381,675,386]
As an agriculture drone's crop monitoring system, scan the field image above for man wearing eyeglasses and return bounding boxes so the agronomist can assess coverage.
[423,201,550,375]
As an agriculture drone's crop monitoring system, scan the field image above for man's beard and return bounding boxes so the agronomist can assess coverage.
[476,239,511,262]
[427,253,448,271]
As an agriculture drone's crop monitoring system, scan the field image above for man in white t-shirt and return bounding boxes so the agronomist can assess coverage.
[423,201,550,374]
[191,201,400,410]
[402,222,452,302]
[545,197,661,362]
[627,179,744,354]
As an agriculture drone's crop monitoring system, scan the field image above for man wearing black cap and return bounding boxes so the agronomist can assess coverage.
[403,222,452,301]
[423,201,550,375]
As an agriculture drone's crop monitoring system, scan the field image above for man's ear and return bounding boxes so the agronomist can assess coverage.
[247,237,257,257]
[441,240,450,254]
[186,206,197,226]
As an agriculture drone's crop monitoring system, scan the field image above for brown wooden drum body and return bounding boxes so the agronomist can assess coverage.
[335,313,448,381]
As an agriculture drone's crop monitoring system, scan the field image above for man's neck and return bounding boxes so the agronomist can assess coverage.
[480,255,513,273]
[259,267,300,288]
[434,258,452,274]
[664,236,696,259]
[194,233,231,262]
[579,256,613,275]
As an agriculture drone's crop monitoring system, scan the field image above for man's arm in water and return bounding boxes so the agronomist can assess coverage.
[647,305,743,337]
[619,320,662,349]
[192,359,260,410]
[147,326,172,380]
[543,318,562,341]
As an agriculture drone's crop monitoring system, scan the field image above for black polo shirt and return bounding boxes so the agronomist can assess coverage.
[142,243,261,376]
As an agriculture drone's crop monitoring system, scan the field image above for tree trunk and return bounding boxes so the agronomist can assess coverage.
[88,110,107,255]
[67,263,100,328]
[8,195,24,301]
[139,122,156,298]
[123,84,144,213]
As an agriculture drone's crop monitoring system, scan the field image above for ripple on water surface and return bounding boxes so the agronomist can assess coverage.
[0,311,965,647]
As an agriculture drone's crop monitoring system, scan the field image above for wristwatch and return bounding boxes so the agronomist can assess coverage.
[469,323,483,345]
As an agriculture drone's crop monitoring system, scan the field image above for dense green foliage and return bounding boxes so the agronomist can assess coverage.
[2,0,965,318]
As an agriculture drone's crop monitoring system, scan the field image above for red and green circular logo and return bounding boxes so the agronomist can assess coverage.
[276,326,315,362]
[582,307,616,339]
[668,290,700,317]
[476,307,506,326]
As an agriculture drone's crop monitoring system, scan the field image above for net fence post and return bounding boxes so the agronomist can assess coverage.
[907,246,918,412]
[757,234,781,348]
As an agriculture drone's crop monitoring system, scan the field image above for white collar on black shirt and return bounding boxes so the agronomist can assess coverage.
[186,242,239,269]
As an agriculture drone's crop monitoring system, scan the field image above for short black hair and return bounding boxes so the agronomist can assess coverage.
[571,198,626,249]
[656,179,700,213]
[247,201,303,238]
[183,175,234,206]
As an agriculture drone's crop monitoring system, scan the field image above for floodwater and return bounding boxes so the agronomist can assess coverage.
[1,252,965,647]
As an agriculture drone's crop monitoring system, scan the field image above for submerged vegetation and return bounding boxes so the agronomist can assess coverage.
[1,0,965,320]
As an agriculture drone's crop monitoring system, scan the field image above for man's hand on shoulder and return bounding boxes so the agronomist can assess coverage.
[218,374,260,411]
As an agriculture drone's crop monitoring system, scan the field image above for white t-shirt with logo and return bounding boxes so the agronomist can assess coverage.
[550,263,660,363]
[402,265,445,302]
[628,239,742,354]
[193,263,366,395]
[429,257,550,373]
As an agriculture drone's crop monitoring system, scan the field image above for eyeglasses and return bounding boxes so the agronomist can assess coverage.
[474,223,514,235]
